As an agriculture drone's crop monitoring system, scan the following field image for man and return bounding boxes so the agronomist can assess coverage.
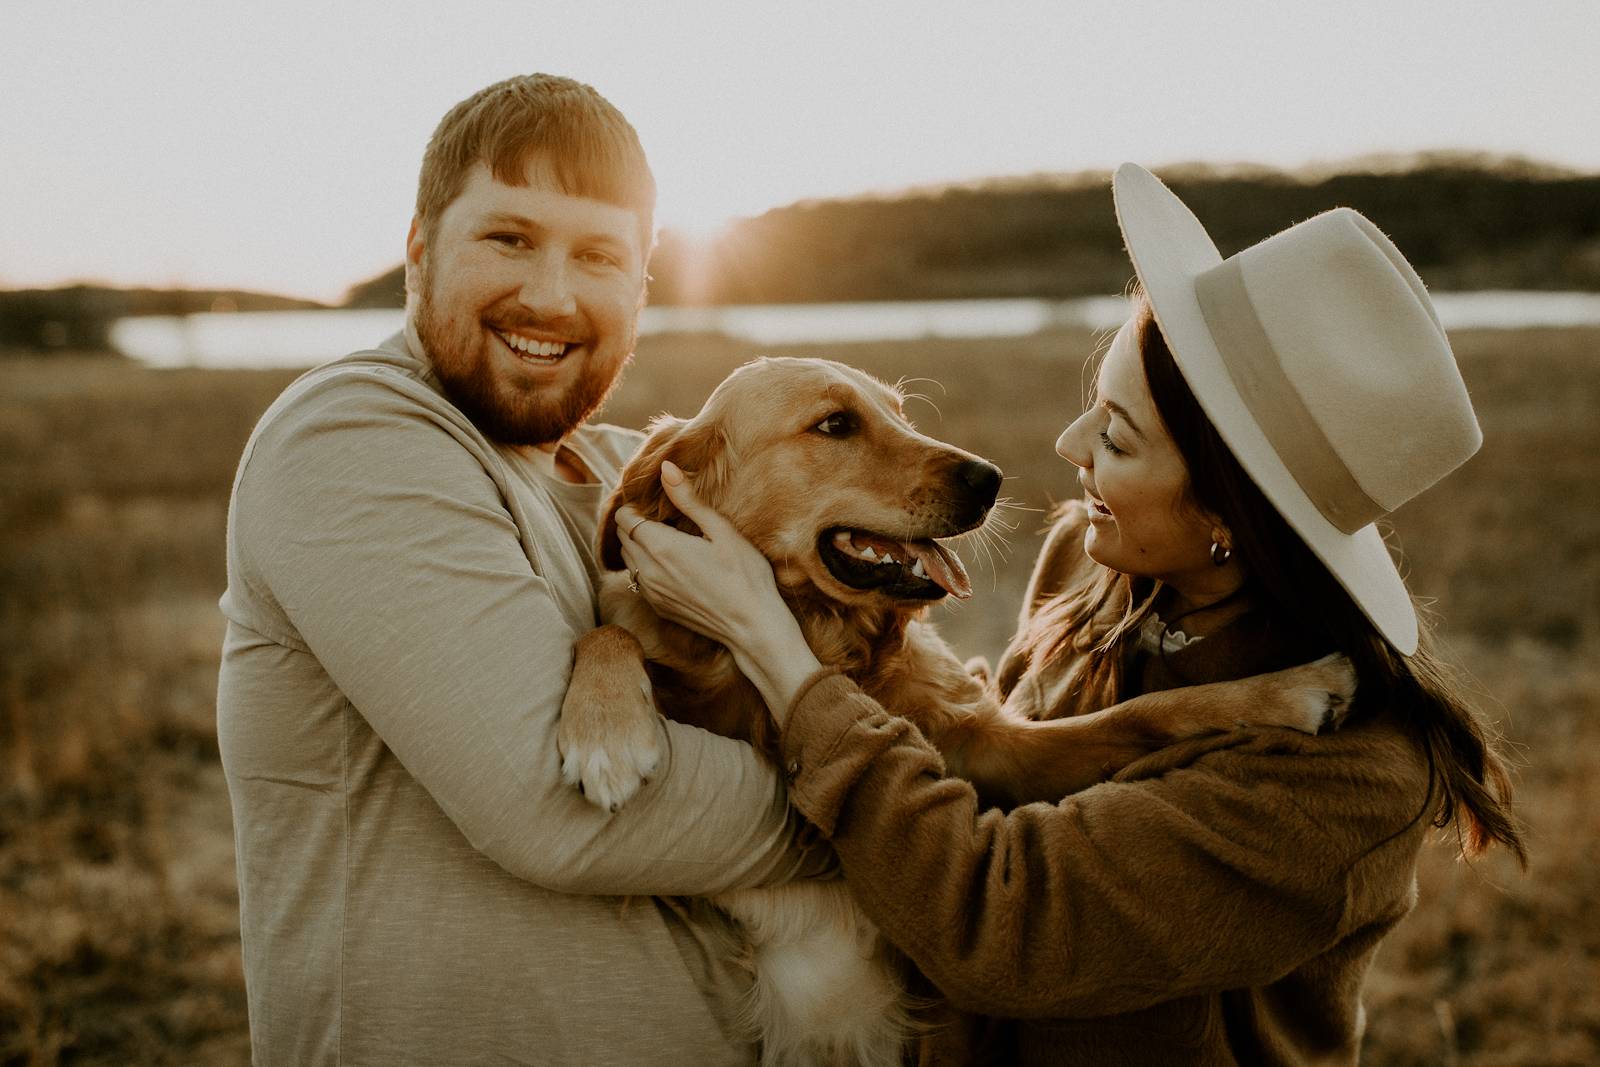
[217,74,824,1066]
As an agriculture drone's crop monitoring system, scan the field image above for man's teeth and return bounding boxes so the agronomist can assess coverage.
[499,331,569,358]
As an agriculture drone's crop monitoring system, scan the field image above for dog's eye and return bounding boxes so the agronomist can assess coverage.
[813,411,858,436]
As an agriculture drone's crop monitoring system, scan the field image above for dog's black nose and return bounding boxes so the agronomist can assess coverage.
[957,459,1003,508]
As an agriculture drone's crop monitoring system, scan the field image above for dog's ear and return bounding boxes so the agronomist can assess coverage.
[598,415,731,571]
[599,417,684,571]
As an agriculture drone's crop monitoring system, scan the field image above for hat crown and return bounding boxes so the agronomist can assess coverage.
[1201,208,1481,525]
[1111,160,1484,654]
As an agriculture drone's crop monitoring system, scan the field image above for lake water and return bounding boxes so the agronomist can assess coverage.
[111,292,1600,369]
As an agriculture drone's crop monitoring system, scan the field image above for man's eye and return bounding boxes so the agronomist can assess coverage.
[579,250,619,267]
[488,234,527,249]
[814,412,857,436]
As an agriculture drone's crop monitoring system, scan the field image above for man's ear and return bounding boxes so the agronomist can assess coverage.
[598,415,730,571]
[404,217,425,299]
[406,217,426,266]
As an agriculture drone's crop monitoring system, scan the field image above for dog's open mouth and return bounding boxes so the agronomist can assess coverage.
[818,527,972,601]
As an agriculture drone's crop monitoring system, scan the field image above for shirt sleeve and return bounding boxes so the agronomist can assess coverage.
[778,673,1424,1019]
[230,371,827,896]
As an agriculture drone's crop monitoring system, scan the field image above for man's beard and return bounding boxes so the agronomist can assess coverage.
[413,271,632,447]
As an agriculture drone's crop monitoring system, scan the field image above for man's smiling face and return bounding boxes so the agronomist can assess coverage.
[407,156,647,446]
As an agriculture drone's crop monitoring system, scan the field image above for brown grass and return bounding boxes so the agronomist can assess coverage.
[1,326,1596,1064]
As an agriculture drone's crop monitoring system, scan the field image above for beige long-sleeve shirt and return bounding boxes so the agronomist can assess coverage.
[217,334,822,1066]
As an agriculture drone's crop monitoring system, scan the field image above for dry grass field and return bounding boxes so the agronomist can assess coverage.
[1,325,1597,1065]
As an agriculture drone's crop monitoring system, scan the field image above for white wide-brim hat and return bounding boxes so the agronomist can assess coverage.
[1112,163,1482,655]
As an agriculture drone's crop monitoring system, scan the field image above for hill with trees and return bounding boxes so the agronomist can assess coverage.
[341,155,1599,310]
[7,155,1597,352]
[0,287,324,354]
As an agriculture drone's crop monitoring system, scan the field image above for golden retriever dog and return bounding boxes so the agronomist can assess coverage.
[558,356,1352,1067]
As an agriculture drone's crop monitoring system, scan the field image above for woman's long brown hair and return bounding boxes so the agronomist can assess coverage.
[1020,293,1525,864]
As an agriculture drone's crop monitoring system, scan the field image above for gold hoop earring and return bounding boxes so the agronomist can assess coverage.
[1210,540,1232,566]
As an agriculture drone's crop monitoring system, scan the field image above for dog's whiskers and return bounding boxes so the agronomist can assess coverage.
[893,376,948,422]
[893,376,948,397]
[942,505,1023,594]
[901,391,944,421]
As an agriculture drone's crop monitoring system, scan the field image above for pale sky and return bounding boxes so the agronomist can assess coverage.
[4,0,1597,303]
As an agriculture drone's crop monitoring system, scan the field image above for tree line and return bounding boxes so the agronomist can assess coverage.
[7,156,1597,352]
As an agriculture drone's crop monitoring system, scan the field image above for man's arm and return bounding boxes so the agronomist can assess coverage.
[231,372,823,896]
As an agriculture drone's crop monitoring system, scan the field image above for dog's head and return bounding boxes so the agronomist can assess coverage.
[599,356,1002,610]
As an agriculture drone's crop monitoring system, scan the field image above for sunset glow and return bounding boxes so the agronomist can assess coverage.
[3,0,1597,303]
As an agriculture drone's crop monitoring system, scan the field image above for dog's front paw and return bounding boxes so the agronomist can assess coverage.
[559,676,663,813]
[557,626,665,813]
[1260,653,1356,734]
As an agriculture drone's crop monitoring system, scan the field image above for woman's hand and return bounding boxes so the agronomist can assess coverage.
[615,461,824,723]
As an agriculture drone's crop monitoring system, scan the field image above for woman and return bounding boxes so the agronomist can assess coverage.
[616,164,1525,1064]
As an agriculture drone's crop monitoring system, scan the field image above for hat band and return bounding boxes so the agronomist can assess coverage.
[1193,258,1384,534]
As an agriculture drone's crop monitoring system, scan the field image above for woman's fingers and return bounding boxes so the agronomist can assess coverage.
[615,504,645,547]
[659,461,739,542]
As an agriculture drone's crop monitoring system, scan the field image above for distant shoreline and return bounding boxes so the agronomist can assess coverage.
[102,293,1600,370]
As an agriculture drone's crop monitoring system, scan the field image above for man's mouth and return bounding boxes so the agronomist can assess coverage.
[492,327,574,365]
[817,527,972,601]
[1085,492,1112,519]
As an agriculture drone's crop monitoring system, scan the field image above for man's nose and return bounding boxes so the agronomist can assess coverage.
[519,250,578,319]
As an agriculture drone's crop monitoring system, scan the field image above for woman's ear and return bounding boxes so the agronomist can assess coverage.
[1208,521,1235,566]
[597,415,731,571]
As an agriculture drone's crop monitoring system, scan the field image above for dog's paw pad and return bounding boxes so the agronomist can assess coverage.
[1288,654,1356,734]
[1319,688,1352,732]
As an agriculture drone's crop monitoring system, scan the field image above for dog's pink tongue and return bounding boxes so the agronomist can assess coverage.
[909,540,972,600]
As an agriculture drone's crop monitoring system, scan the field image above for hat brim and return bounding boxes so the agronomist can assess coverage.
[1111,163,1418,654]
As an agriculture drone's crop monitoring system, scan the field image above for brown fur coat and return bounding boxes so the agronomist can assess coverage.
[777,508,1432,1065]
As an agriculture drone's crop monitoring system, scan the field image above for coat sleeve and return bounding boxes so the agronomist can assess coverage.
[778,672,1425,1019]
[230,373,826,896]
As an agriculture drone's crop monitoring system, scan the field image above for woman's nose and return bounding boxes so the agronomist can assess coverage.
[1056,410,1094,466]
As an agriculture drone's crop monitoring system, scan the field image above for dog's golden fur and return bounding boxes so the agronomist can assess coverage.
[558,356,1352,1065]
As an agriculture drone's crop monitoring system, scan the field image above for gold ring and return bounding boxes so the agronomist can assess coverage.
[624,515,649,538]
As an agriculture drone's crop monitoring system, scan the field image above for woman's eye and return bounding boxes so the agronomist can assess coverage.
[815,412,857,436]
[1098,430,1126,456]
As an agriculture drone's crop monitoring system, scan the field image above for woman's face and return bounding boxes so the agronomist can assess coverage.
[1055,318,1221,592]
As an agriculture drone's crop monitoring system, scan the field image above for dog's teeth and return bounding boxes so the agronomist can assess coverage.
[911,558,927,578]
[833,530,853,548]
[861,546,877,561]
[881,555,897,566]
